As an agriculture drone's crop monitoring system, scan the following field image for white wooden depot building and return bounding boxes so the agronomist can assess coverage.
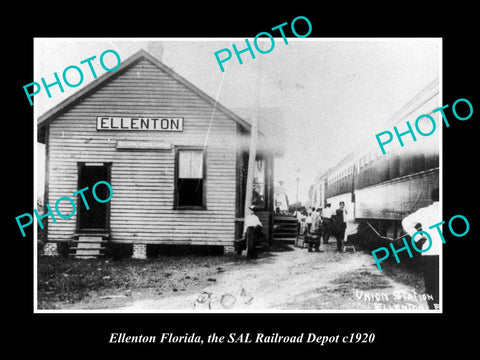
[37,49,276,258]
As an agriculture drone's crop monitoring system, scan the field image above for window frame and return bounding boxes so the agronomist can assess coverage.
[173,146,207,210]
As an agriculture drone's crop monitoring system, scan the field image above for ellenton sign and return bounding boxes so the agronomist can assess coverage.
[97,117,184,131]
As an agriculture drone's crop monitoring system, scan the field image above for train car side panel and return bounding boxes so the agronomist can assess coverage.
[355,168,439,220]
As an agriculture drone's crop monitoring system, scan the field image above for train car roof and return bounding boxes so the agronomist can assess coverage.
[315,77,440,181]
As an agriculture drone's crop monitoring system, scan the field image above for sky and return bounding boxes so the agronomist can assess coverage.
[34,38,440,204]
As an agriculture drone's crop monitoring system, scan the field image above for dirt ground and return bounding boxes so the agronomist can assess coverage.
[46,242,431,312]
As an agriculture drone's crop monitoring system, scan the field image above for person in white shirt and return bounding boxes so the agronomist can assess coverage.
[306,207,313,234]
[294,208,305,235]
[244,206,262,230]
[401,188,440,310]
[244,205,263,259]
[311,207,320,229]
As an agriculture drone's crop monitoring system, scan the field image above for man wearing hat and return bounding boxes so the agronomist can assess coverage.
[244,205,263,259]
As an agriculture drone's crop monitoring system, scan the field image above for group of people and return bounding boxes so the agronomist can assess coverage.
[244,192,440,310]
[243,202,349,258]
[244,187,440,310]
[294,202,348,252]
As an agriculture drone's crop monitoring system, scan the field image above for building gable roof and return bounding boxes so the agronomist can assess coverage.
[37,49,253,132]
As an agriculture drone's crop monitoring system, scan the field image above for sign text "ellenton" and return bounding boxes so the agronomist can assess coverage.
[96,117,184,131]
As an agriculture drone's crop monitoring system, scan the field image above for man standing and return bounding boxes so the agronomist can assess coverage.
[322,203,333,244]
[333,201,347,252]
[308,208,324,252]
[294,208,305,235]
[306,207,313,234]
[401,188,440,310]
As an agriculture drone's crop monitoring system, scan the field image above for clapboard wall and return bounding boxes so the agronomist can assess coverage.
[45,57,241,246]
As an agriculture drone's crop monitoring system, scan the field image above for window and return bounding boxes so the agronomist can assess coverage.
[175,148,205,209]
[252,158,266,209]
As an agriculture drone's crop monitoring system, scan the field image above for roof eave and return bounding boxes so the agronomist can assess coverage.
[37,49,255,134]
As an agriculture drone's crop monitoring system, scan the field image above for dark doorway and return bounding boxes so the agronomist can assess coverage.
[77,163,111,231]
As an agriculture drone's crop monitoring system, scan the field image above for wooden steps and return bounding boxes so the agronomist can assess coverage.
[272,214,297,244]
[69,234,109,259]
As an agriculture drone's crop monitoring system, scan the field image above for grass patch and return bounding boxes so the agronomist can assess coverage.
[332,270,392,292]
[380,257,425,294]
[37,253,238,309]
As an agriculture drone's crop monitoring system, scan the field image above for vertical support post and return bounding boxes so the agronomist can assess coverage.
[243,67,261,257]
[243,109,259,234]
[296,173,300,211]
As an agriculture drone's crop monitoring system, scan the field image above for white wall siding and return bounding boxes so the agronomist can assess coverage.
[46,58,239,246]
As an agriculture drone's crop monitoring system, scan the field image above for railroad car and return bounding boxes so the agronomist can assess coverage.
[309,78,440,250]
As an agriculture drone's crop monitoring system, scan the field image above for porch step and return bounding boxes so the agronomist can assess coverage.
[69,235,108,259]
[72,238,108,243]
[72,253,105,259]
[273,231,298,236]
[72,240,108,244]
[273,214,298,244]
[70,246,107,250]
[73,232,110,239]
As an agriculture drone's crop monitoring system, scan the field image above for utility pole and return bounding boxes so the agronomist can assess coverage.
[243,114,259,232]
[243,68,261,257]
[296,167,301,212]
